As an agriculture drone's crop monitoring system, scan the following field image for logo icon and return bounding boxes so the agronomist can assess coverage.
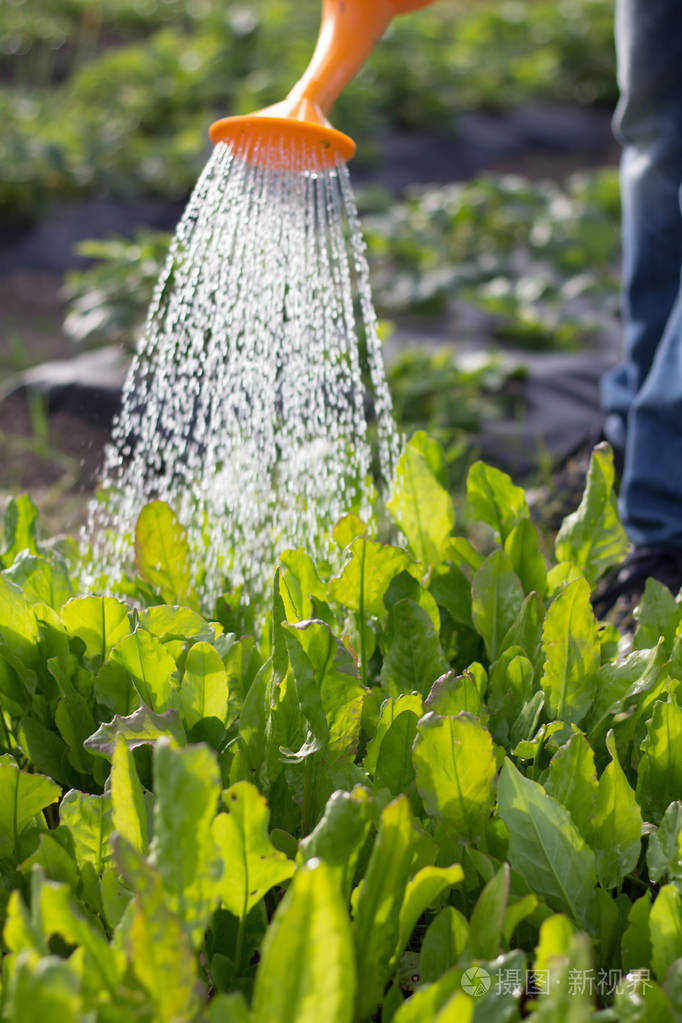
[461,966,491,997]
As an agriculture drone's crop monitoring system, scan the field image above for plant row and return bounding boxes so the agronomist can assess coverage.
[0,434,681,1020]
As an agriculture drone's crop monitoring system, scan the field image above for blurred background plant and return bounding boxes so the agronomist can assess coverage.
[2,0,616,225]
[1,0,620,531]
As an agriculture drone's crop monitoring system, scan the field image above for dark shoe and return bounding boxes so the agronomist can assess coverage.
[591,544,682,625]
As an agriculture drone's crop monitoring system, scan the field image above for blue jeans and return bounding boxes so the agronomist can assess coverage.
[601,0,682,547]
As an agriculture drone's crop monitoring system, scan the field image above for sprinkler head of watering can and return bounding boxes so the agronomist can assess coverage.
[209,0,439,170]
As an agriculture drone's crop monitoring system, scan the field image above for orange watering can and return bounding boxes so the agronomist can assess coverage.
[209,0,439,169]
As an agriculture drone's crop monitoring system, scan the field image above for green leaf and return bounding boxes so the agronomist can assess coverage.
[93,660,138,717]
[429,563,473,629]
[49,658,97,774]
[412,712,496,843]
[650,884,682,982]
[380,599,447,698]
[37,876,124,991]
[328,538,410,618]
[648,802,682,884]
[281,624,328,760]
[364,694,423,776]
[20,832,79,890]
[18,717,78,787]
[0,575,42,670]
[554,442,629,585]
[114,836,201,1021]
[181,641,229,730]
[375,709,419,795]
[636,699,682,824]
[544,730,598,840]
[279,548,327,622]
[111,735,148,854]
[396,865,464,965]
[540,577,599,725]
[633,578,680,656]
[383,571,441,633]
[503,893,538,946]
[497,758,596,927]
[60,596,130,664]
[332,514,367,550]
[4,951,82,1022]
[111,628,179,713]
[150,739,223,942]
[213,780,295,919]
[209,993,252,1023]
[471,551,524,661]
[504,518,547,598]
[419,906,468,983]
[467,460,529,544]
[585,731,642,889]
[282,620,364,764]
[621,893,652,975]
[352,796,419,1020]
[468,862,509,960]
[1,495,39,567]
[0,761,61,858]
[393,970,472,1023]
[613,972,676,1022]
[510,691,546,749]
[84,704,186,756]
[587,643,663,740]
[502,591,545,668]
[59,790,113,874]
[135,500,197,607]
[487,647,534,743]
[251,860,355,1023]
[424,671,483,720]
[442,536,485,575]
[139,604,216,643]
[387,433,455,567]
[535,932,593,1018]
[298,787,373,900]
[4,555,73,611]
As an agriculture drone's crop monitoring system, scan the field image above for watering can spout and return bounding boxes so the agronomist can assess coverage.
[209,0,439,169]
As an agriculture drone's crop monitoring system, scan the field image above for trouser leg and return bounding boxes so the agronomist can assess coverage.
[601,0,682,545]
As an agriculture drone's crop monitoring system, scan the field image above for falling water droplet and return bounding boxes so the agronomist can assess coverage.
[82,138,400,606]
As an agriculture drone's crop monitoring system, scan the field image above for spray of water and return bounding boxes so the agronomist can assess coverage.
[82,138,400,606]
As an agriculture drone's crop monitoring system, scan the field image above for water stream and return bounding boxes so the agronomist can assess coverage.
[83,138,400,605]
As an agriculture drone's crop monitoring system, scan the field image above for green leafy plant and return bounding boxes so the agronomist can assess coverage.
[61,170,621,363]
[364,169,622,347]
[62,231,172,350]
[1,432,681,1021]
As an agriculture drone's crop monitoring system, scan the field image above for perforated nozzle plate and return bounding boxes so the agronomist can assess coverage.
[209,115,356,171]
